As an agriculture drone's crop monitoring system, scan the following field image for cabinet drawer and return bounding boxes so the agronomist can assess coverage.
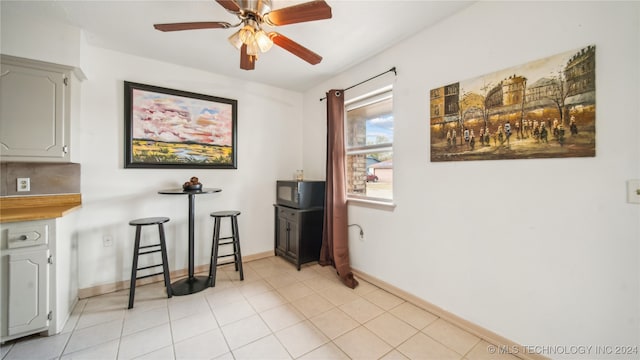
[7,224,48,249]
[278,208,298,221]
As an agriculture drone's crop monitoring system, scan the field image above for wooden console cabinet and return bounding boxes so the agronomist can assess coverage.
[274,205,323,270]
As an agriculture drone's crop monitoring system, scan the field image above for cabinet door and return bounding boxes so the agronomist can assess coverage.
[286,220,299,259]
[0,63,67,160]
[276,216,288,253]
[8,249,49,336]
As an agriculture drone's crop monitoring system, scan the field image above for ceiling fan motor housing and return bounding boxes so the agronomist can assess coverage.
[237,0,272,17]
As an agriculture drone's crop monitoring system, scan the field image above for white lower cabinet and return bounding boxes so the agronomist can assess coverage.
[7,248,50,336]
[1,220,53,342]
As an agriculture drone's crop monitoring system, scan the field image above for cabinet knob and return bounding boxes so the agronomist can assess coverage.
[63,145,69,154]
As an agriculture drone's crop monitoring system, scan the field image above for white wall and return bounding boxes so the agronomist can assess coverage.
[303,1,639,356]
[73,45,303,289]
[2,8,304,290]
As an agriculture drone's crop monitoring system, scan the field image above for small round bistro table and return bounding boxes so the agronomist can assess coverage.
[158,187,221,295]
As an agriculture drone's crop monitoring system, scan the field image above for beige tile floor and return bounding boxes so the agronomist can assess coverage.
[0,256,522,360]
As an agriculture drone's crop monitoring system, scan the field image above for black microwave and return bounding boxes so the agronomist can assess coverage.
[276,180,325,209]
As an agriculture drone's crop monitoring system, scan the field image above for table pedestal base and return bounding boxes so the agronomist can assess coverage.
[171,276,210,296]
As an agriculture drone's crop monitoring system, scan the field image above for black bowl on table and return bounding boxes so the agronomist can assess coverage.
[183,183,203,191]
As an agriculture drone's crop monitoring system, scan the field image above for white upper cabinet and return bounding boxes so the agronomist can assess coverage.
[0,55,83,162]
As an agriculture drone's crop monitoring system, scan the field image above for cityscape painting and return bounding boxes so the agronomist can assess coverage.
[429,45,596,162]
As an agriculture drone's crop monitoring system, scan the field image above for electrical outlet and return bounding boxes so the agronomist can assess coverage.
[627,179,640,204]
[103,235,114,247]
[17,178,30,192]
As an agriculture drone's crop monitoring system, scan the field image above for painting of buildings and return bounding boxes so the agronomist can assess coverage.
[430,45,595,162]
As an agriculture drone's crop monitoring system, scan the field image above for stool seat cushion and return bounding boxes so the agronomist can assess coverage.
[129,217,170,226]
[210,210,241,217]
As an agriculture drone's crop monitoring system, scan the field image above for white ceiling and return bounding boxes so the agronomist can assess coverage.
[5,1,473,92]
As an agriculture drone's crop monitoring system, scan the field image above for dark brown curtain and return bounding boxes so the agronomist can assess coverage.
[319,89,359,289]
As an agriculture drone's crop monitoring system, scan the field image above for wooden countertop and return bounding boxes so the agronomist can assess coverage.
[0,194,82,223]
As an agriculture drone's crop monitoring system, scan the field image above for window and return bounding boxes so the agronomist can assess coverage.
[345,86,393,202]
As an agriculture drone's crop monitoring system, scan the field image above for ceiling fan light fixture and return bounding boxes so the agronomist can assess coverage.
[238,24,255,44]
[228,30,243,49]
[246,39,260,57]
[254,30,273,52]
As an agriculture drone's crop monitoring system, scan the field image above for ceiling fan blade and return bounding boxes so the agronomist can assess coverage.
[270,32,322,65]
[216,0,241,13]
[264,0,332,26]
[240,44,256,70]
[154,21,232,32]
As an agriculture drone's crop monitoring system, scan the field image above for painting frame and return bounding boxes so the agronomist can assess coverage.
[124,81,237,169]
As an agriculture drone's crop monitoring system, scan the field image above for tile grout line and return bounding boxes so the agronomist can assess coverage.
[56,298,87,359]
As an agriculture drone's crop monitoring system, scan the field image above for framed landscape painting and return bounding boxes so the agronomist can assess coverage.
[124,81,237,169]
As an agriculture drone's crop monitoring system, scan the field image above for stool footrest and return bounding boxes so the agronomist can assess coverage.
[135,271,165,280]
[136,263,163,271]
[139,249,161,255]
[140,244,161,249]
[216,261,240,267]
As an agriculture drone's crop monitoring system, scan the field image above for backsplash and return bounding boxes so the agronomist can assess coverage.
[1,162,81,197]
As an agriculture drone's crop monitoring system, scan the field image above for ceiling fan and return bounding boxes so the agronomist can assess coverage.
[153,0,332,70]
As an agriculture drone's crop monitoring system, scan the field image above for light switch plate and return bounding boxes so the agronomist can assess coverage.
[17,178,30,192]
[627,179,640,204]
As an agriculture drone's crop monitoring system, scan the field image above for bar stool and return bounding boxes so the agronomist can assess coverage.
[209,211,244,287]
[128,217,173,309]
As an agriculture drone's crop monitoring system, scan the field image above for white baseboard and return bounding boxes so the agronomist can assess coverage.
[77,250,273,299]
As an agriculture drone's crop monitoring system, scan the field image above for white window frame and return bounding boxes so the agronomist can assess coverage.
[344,85,394,206]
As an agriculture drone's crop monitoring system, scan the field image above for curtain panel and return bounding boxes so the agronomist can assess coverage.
[319,89,359,289]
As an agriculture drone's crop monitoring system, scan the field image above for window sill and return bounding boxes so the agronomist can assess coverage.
[347,198,396,211]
